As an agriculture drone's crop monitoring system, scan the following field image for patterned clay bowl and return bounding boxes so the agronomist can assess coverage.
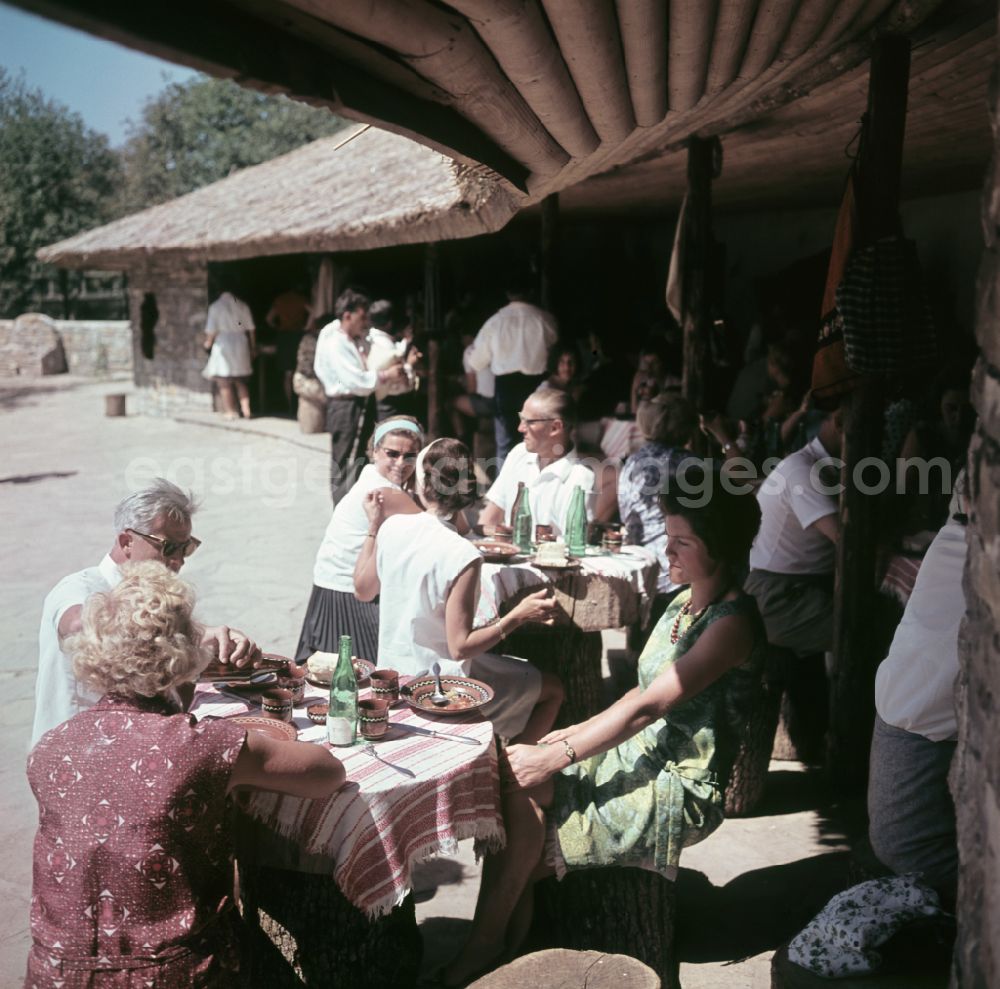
[228,715,298,741]
[403,675,494,716]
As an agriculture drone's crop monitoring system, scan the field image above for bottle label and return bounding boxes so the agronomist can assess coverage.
[327,717,355,746]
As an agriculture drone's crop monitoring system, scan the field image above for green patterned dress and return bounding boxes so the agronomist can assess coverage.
[550,590,764,877]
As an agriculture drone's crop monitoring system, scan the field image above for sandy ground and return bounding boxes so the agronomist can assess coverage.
[0,375,851,986]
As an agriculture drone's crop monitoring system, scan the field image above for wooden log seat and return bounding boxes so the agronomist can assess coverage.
[529,868,680,989]
[468,948,660,989]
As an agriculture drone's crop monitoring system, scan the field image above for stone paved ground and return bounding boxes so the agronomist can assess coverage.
[0,376,848,986]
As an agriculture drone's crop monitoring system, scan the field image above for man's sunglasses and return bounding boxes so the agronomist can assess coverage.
[127,528,202,559]
[381,449,417,462]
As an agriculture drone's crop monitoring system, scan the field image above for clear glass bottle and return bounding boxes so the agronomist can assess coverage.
[512,482,533,554]
[326,634,358,746]
[565,484,588,557]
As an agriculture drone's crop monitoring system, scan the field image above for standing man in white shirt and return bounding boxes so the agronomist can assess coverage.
[31,478,261,748]
[464,280,557,463]
[314,289,408,502]
[479,389,596,538]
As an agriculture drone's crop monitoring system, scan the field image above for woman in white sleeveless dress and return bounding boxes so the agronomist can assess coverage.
[354,437,564,741]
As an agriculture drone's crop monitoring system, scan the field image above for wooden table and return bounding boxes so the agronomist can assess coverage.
[191,683,502,987]
[476,546,659,724]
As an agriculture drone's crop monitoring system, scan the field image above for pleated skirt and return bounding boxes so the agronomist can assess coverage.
[295,585,380,664]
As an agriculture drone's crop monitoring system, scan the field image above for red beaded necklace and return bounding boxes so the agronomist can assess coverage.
[669,586,732,645]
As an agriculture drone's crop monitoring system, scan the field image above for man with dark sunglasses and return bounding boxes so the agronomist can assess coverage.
[31,478,261,748]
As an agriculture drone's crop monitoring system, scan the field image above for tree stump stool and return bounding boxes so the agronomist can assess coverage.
[724,646,789,816]
[469,948,660,988]
[529,868,680,989]
[235,818,422,987]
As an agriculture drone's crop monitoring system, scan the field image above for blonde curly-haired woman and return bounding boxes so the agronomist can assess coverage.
[26,561,345,988]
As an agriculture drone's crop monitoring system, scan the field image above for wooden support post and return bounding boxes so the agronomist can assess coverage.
[827,35,910,792]
[424,242,442,439]
[680,137,718,412]
[540,193,559,313]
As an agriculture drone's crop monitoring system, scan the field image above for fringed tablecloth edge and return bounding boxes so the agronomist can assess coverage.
[353,816,507,920]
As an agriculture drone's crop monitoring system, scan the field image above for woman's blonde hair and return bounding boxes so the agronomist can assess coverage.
[69,560,207,698]
[636,394,698,446]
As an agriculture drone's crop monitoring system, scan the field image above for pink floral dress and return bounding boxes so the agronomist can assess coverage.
[26,694,247,988]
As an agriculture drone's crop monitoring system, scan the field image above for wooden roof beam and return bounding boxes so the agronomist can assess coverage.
[738,0,801,79]
[283,0,569,177]
[668,0,718,112]
[779,0,843,58]
[444,0,600,159]
[8,0,532,189]
[615,0,669,127]
[705,0,760,95]
[540,0,637,144]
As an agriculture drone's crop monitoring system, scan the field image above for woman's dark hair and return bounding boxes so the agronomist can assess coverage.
[659,463,761,571]
[546,342,579,379]
[422,438,479,514]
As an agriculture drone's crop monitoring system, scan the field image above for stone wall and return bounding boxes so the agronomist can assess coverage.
[55,320,131,374]
[127,257,214,415]
[951,55,1000,989]
[0,314,131,377]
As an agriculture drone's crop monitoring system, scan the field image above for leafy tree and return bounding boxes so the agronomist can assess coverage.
[117,75,347,213]
[0,69,121,317]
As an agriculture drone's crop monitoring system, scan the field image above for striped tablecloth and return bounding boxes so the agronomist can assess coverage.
[191,681,503,918]
[474,544,660,628]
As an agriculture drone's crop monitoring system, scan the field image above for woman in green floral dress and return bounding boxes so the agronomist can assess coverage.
[443,467,765,986]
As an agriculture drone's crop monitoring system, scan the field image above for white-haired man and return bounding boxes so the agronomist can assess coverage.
[31,478,261,748]
[478,389,595,538]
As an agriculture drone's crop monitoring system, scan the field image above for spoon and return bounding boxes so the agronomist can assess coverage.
[429,662,449,706]
[363,743,415,778]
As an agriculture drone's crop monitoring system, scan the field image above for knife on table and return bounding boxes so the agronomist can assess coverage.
[392,722,481,746]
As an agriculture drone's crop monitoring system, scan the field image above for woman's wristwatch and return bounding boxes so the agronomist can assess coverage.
[561,739,576,765]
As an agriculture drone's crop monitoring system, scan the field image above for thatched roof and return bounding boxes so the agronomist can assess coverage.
[38,126,519,270]
[10,0,991,209]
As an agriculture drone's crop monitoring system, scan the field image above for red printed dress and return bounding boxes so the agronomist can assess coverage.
[26,693,247,988]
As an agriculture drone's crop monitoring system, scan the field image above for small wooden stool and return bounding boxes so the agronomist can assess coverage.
[469,949,660,988]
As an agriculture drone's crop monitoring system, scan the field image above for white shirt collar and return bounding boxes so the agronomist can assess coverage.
[98,554,122,588]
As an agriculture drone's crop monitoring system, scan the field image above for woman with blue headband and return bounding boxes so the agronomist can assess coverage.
[295,416,424,665]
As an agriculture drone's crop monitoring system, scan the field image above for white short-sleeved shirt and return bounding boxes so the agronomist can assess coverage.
[375,513,481,677]
[313,465,402,592]
[749,437,839,574]
[485,442,596,538]
[462,343,495,399]
[202,292,255,379]
[31,555,121,749]
[313,320,378,397]
[874,518,967,741]
[464,302,557,377]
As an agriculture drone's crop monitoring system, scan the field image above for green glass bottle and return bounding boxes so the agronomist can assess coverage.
[512,482,533,553]
[326,634,358,746]
[565,484,588,557]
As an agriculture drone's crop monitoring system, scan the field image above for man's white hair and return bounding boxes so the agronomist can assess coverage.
[113,478,197,534]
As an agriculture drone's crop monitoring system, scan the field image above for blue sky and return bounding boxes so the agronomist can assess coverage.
[0,1,196,145]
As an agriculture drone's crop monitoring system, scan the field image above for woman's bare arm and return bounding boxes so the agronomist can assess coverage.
[507,612,754,788]
[228,733,346,798]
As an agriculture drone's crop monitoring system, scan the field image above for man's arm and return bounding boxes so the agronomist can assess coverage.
[463,323,493,372]
[810,512,840,543]
[478,500,506,531]
[57,605,83,639]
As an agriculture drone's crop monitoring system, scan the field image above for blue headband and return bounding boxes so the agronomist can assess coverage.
[374,419,423,447]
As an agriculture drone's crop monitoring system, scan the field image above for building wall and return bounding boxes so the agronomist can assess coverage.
[951,54,1000,989]
[128,258,213,415]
